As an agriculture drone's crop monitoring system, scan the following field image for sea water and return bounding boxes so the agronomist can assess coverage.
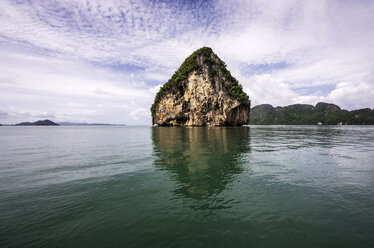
[0,126,373,247]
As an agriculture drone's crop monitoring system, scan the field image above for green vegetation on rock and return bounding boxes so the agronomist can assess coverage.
[250,102,374,125]
[151,47,249,116]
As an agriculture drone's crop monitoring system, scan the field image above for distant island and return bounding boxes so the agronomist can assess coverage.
[15,119,59,126]
[250,102,374,125]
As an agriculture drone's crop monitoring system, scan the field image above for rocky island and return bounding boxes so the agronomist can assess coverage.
[151,47,250,126]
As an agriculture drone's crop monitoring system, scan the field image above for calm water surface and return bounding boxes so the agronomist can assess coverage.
[0,126,373,247]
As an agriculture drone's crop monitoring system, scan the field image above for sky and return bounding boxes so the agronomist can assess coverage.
[0,0,374,125]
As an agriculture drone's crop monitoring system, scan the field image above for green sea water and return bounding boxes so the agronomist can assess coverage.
[0,126,373,247]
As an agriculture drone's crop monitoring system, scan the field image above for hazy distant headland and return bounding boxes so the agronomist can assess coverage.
[0,120,125,126]
[250,102,374,125]
[58,122,125,126]
[14,119,59,126]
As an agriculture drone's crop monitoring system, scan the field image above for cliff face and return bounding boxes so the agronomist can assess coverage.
[151,47,250,126]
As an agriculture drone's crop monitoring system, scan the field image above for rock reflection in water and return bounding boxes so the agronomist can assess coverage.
[152,127,251,209]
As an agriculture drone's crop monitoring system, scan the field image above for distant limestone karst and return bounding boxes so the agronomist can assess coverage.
[151,47,251,127]
[250,102,374,125]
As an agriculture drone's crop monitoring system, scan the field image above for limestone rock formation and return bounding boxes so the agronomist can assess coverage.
[151,47,250,126]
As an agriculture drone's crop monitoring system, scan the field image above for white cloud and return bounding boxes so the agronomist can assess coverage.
[241,74,297,107]
[326,80,374,110]
[129,108,148,120]
[290,76,374,110]
[148,84,162,95]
